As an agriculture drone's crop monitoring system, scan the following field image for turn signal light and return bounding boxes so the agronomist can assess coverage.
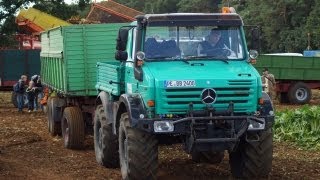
[147,100,155,107]
[250,59,257,64]
[259,98,264,105]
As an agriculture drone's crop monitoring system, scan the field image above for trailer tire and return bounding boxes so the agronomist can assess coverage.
[119,112,158,180]
[94,105,119,168]
[61,107,85,149]
[47,97,62,136]
[191,151,224,164]
[279,92,289,103]
[11,92,28,108]
[288,82,311,104]
[229,128,273,178]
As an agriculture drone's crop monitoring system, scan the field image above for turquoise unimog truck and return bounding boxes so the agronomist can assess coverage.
[41,9,274,179]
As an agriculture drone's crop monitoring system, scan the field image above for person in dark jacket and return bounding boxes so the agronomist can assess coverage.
[16,75,27,112]
[26,80,36,113]
[197,29,232,57]
[31,75,43,111]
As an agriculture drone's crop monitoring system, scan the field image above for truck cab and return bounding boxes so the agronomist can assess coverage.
[95,11,274,179]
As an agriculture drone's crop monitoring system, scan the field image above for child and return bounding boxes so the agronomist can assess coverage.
[26,81,36,113]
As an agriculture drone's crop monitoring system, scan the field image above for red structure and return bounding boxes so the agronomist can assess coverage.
[86,0,144,23]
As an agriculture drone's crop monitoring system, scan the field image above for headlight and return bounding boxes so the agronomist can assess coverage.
[154,121,174,132]
[248,119,265,131]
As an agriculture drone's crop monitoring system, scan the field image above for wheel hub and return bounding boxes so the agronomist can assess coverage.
[296,88,307,101]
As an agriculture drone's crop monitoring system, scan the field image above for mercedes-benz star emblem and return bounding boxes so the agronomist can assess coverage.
[201,88,217,104]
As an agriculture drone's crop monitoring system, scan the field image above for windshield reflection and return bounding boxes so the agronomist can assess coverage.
[143,26,245,61]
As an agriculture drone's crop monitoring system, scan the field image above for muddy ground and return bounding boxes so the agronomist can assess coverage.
[0,91,320,180]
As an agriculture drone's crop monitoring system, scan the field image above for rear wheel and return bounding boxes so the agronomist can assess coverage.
[11,92,28,108]
[191,151,224,164]
[61,107,85,149]
[119,112,158,180]
[47,97,62,136]
[229,128,273,178]
[288,82,311,104]
[94,105,119,168]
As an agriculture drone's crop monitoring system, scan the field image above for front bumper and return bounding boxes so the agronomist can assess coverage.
[134,114,274,134]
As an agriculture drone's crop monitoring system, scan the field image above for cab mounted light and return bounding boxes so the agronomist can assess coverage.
[222,7,236,13]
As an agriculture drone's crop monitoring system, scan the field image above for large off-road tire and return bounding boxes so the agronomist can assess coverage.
[47,97,62,136]
[94,105,119,168]
[119,112,158,180]
[11,92,28,108]
[191,151,224,164]
[288,82,311,104]
[61,107,85,149]
[229,128,273,178]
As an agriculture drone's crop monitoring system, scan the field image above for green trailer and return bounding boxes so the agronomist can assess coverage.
[40,23,127,148]
[255,54,320,104]
[0,49,41,107]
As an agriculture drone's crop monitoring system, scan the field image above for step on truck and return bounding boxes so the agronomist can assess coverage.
[41,8,275,179]
[95,9,274,179]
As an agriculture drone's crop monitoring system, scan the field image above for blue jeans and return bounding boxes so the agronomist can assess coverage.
[17,93,24,111]
[34,92,43,110]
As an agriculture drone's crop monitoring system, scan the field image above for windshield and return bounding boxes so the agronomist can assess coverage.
[143,26,245,60]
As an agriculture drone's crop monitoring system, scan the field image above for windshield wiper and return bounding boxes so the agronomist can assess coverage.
[184,55,229,64]
[147,57,189,64]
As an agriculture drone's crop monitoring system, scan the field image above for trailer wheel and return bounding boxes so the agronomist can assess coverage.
[119,112,158,180]
[61,107,85,149]
[279,92,289,103]
[47,97,62,136]
[11,92,28,108]
[191,151,224,164]
[229,128,273,178]
[288,82,311,104]
[94,105,119,168]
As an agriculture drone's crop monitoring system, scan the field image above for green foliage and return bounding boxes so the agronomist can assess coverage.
[275,105,320,150]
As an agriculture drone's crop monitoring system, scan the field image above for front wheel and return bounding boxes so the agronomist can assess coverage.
[61,107,85,149]
[229,128,273,178]
[119,112,158,180]
[94,105,119,168]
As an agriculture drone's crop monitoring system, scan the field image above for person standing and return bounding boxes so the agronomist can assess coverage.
[26,81,36,113]
[262,68,276,100]
[31,75,43,111]
[16,75,27,112]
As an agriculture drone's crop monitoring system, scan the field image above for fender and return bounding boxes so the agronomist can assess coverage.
[260,92,275,128]
[116,93,147,128]
[96,91,114,125]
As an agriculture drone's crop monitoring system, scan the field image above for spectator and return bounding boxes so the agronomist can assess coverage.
[26,81,36,113]
[262,68,276,100]
[31,75,43,111]
[16,75,27,112]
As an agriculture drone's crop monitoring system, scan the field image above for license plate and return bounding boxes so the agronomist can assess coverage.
[164,80,196,88]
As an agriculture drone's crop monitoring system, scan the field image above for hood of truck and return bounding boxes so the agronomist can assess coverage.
[144,60,260,114]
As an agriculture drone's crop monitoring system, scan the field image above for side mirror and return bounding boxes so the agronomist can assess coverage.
[251,27,260,51]
[115,50,128,61]
[116,28,130,51]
